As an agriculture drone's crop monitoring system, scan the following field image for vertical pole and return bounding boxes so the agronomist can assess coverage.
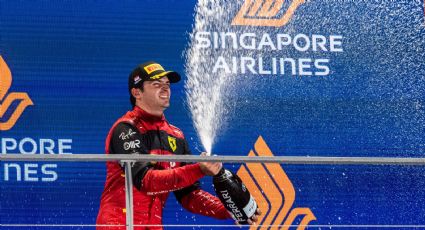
[124,161,134,230]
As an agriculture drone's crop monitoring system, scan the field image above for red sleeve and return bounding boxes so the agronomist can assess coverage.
[141,163,205,194]
[180,189,231,219]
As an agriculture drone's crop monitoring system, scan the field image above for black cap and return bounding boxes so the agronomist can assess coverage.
[129,61,181,106]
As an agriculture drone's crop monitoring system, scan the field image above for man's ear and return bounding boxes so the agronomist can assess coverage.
[131,88,142,100]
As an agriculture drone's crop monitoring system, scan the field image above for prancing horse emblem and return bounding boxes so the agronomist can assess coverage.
[168,136,177,152]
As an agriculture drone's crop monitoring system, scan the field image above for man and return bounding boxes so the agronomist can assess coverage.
[96,61,258,229]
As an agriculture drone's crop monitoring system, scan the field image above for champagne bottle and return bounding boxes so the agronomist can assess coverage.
[213,168,257,224]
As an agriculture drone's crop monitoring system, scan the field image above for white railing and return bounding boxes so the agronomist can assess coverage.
[2,154,425,165]
[1,154,425,230]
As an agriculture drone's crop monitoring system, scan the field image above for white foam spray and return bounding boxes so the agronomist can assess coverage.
[184,0,236,154]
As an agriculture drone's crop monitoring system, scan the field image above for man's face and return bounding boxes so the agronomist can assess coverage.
[140,76,171,111]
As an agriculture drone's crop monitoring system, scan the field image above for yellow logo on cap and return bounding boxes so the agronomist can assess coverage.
[144,63,164,74]
[168,136,177,152]
[232,0,305,27]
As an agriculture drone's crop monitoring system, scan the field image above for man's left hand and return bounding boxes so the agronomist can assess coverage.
[235,208,262,226]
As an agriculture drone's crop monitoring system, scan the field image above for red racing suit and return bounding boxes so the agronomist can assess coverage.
[96,106,230,229]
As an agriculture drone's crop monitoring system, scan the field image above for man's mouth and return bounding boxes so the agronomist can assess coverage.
[159,95,169,99]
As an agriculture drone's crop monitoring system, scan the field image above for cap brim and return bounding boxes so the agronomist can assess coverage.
[165,71,181,83]
[150,71,181,83]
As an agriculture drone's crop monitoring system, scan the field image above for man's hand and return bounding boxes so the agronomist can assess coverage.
[199,152,222,176]
[235,208,262,226]
[247,208,262,225]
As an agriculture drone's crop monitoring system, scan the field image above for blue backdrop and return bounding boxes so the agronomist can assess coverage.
[1,0,424,229]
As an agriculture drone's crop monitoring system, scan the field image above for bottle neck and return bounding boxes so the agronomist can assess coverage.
[214,168,226,178]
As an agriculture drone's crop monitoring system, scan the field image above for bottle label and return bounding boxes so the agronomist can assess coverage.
[219,189,245,221]
[223,169,233,178]
[243,195,257,218]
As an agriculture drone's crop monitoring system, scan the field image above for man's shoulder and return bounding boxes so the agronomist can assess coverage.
[112,111,137,127]
[167,123,185,139]
[105,111,140,153]
[108,111,138,136]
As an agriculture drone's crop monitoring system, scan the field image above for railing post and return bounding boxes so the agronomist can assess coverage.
[123,161,134,230]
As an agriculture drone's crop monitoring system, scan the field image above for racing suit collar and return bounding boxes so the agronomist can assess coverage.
[133,106,166,122]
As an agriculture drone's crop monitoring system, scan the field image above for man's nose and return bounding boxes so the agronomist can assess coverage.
[161,84,170,90]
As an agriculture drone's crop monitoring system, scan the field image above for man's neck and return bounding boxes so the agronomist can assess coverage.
[135,104,163,117]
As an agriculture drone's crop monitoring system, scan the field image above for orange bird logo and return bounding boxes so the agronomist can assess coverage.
[232,0,306,27]
[0,56,33,131]
[237,136,316,229]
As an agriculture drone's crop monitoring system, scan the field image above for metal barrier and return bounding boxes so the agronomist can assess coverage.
[2,154,425,165]
[1,154,425,229]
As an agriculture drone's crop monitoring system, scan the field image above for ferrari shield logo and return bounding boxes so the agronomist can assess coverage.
[168,136,177,152]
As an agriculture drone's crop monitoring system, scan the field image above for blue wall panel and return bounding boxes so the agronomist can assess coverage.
[1,0,424,228]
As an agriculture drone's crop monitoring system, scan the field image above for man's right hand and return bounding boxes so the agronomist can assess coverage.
[199,152,222,176]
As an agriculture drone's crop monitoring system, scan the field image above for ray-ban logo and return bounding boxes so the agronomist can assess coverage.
[232,0,306,27]
[0,56,33,131]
